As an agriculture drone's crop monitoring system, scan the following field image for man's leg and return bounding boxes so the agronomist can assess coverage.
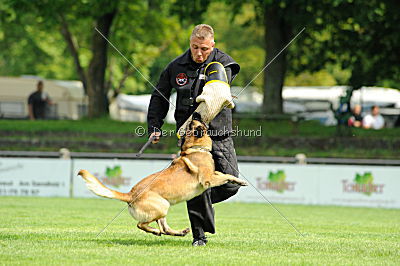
[186,189,215,245]
[186,137,240,245]
[211,137,241,203]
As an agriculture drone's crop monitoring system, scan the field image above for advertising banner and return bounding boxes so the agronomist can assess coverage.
[232,163,400,208]
[231,163,320,205]
[0,158,71,197]
[318,165,400,208]
[1,157,399,209]
[72,159,171,198]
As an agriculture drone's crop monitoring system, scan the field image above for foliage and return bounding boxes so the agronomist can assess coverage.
[294,0,400,89]
[0,2,76,79]
[1,0,399,116]
[203,2,265,89]
[108,1,188,94]
[0,0,196,93]
[285,70,338,86]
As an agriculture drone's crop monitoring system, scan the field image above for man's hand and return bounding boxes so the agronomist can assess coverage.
[149,131,161,144]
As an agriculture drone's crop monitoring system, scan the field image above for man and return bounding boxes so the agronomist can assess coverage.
[147,24,241,246]
[28,81,52,120]
[348,104,363,127]
[363,105,385,129]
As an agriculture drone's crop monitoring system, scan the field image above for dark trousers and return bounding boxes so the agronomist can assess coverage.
[186,137,241,238]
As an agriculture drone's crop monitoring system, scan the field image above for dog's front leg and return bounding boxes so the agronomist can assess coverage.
[215,171,248,186]
[181,157,199,175]
[204,171,248,188]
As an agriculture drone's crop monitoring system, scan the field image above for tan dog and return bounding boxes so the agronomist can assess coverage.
[78,117,247,236]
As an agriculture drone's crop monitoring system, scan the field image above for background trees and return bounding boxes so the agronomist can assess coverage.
[1,0,185,117]
[1,0,398,117]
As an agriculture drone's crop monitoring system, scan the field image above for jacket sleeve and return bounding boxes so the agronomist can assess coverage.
[224,62,240,83]
[219,53,240,84]
[147,66,172,135]
[225,67,233,84]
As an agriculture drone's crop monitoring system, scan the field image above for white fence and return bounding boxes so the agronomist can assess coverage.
[1,158,399,208]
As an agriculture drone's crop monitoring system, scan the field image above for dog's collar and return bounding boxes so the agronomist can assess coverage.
[190,145,211,152]
[180,145,211,156]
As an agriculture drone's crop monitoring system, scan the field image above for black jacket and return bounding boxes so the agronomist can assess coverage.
[147,48,240,138]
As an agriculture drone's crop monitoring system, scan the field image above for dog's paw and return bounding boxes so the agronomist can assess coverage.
[181,227,191,236]
[152,231,162,236]
[230,178,248,186]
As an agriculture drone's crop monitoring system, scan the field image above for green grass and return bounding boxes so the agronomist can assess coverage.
[0,197,399,265]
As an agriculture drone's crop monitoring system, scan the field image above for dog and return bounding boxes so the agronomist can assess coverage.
[78,115,247,236]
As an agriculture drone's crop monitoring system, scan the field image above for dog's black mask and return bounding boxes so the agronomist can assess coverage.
[191,112,206,138]
[194,126,204,138]
[192,112,202,122]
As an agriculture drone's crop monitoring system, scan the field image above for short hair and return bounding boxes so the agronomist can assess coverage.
[371,105,379,111]
[37,80,43,88]
[190,24,214,41]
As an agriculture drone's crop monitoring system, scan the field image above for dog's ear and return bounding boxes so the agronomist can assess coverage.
[194,126,204,138]
[192,112,201,121]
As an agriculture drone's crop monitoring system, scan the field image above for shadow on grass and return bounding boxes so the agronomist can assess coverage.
[91,237,190,247]
[0,232,192,248]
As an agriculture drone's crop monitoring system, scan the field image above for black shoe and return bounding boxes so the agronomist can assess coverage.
[192,237,208,246]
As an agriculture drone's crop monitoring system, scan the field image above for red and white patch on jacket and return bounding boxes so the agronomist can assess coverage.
[176,73,188,86]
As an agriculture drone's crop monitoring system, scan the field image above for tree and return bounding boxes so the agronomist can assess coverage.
[226,0,316,115]
[2,0,187,117]
[63,7,117,117]
[0,4,76,79]
[4,0,118,117]
[202,2,265,90]
[227,0,400,116]
[306,0,400,90]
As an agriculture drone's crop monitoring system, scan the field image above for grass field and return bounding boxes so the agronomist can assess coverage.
[0,197,399,265]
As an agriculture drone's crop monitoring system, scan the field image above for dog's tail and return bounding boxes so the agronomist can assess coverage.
[78,169,131,203]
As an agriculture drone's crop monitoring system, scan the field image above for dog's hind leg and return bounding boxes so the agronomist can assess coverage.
[133,194,170,236]
[156,219,166,235]
[137,222,162,236]
[157,218,190,237]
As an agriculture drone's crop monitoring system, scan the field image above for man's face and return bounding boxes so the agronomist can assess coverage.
[354,105,361,115]
[37,83,43,91]
[190,37,214,63]
[372,106,380,116]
